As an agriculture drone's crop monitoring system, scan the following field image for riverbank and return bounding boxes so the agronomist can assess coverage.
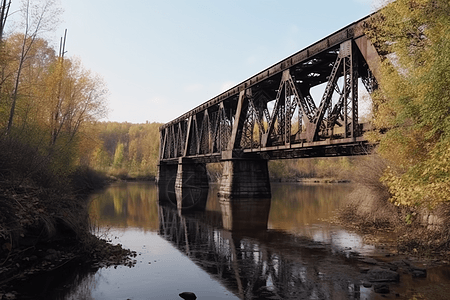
[0,177,136,300]
[338,183,450,264]
[273,177,351,184]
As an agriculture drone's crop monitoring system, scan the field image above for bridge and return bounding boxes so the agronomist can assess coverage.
[158,14,381,204]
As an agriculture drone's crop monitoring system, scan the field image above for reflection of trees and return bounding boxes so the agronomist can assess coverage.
[158,204,365,300]
[89,182,159,230]
[14,261,99,300]
[269,183,353,230]
[63,272,97,300]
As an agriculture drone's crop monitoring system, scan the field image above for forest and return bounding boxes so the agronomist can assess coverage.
[86,121,161,179]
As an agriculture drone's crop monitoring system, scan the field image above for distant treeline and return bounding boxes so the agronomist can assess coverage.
[84,122,162,179]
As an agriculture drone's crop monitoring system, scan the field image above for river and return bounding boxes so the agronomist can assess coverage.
[19,182,450,299]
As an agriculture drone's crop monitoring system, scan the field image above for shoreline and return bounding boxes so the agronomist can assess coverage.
[0,179,136,299]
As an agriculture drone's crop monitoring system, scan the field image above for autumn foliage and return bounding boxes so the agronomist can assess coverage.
[85,122,162,179]
[367,0,450,207]
[0,1,108,189]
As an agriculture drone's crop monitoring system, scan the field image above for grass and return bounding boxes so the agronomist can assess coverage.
[338,154,402,229]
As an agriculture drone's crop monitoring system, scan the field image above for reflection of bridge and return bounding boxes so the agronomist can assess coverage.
[158,14,380,200]
[158,201,366,299]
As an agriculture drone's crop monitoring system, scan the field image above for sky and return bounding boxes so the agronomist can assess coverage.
[7,0,380,124]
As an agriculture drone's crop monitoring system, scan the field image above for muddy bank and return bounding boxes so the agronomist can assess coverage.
[333,182,450,299]
[0,181,136,299]
[338,184,450,262]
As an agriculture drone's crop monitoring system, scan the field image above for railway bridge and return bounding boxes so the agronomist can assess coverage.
[157,14,381,205]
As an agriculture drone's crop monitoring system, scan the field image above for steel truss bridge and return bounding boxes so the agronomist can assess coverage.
[159,14,380,164]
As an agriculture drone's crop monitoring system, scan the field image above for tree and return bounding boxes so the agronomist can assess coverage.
[84,122,163,178]
[0,0,11,43]
[113,142,125,168]
[0,34,56,131]
[6,0,62,134]
[367,0,450,207]
[42,57,108,146]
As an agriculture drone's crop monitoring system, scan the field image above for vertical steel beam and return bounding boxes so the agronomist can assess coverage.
[202,109,211,154]
[168,125,175,158]
[227,90,248,151]
[159,127,167,160]
[285,85,291,146]
[183,116,193,157]
[351,42,359,138]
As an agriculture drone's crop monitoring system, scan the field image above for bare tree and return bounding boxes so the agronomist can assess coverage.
[47,57,108,146]
[0,0,11,43]
[6,0,62,134]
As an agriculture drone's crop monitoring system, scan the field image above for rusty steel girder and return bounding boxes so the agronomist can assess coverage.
[159,14,379,163]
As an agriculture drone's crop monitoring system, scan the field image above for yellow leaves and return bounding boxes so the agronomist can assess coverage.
[380,139,450,207]
[366,0,450,207]
[364,131,382,144]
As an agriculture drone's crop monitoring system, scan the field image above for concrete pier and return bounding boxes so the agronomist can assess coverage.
[156,162,178,206]
[219,153,271,199]
[174,158,209,209]
[159,154,271,208]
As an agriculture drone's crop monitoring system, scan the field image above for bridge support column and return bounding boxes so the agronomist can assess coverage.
[219,151,271,198]
[156,162,178,205]
[156,162,178,186]
[174,158,209,210]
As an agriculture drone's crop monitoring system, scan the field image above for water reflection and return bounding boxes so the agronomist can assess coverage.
[219,197,271,232]
[269,183,375,255]
[21,181,450,299]
[89,182,371,299]
[90,181,159,230]
[159,203,365,299]
[12,259,99,300]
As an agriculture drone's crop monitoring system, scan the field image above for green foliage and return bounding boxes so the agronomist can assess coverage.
[367,0,450,207]
[113,142,125,168]
[85,122,163,179]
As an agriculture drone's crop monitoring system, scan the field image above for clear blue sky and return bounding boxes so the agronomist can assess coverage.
[9,0,380,124]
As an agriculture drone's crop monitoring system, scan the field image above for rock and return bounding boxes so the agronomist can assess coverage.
[360,267,370,274]
[391,260,408,267]
[179,292,197,300]
[1,293,17,300]
[374,283,390,294]
[44,254,58,262]
[412,268,427,278]
[361,258,379,265]
[367,267,400,282]
[386,263,398,271]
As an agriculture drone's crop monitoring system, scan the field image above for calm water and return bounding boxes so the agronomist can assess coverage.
[18,182,450,299]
